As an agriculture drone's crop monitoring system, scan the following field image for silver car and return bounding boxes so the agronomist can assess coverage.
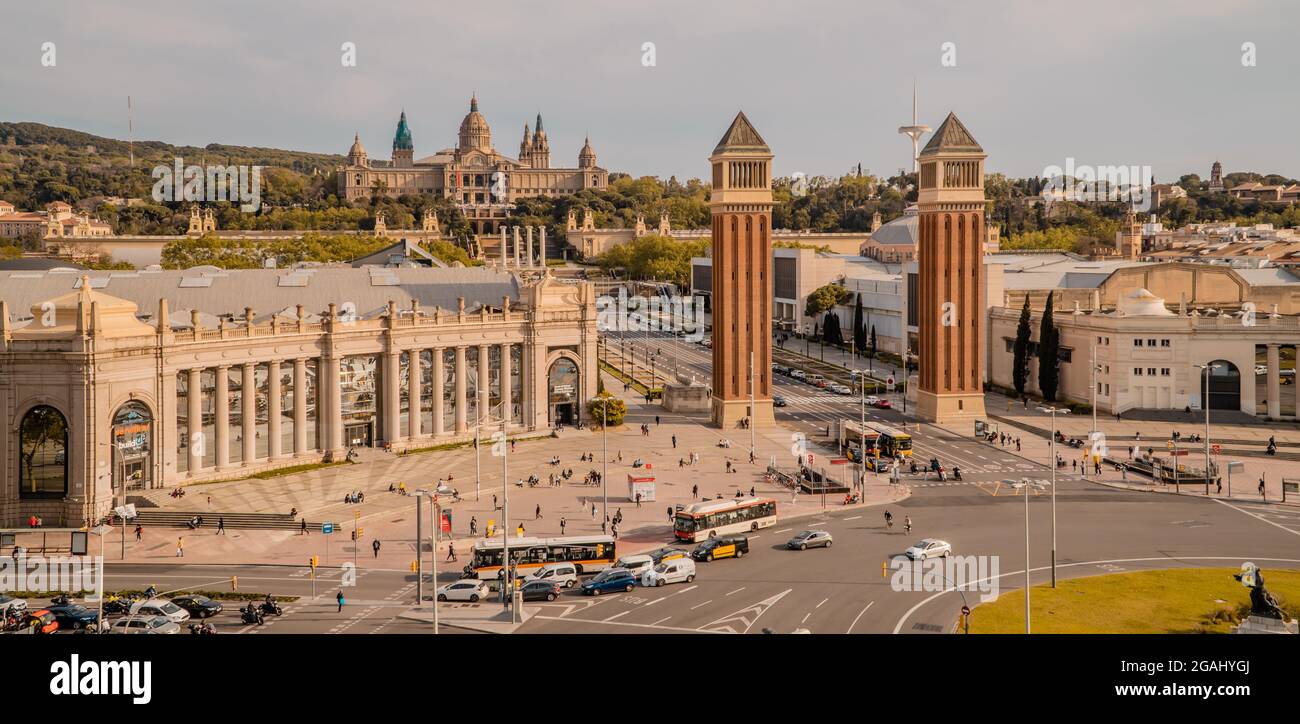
[786,530,833,550]
[109,615,181,634]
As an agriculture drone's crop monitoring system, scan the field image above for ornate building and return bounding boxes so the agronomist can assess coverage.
[708,112,775,428]
[338,96,608,234]
[914,112,987,423]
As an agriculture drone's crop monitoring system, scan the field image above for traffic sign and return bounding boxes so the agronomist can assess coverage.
[1212,444,1222,455]
[961,605,970,616]
[322,523,335,534]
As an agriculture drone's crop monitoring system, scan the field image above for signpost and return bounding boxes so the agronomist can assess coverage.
[321,522,334,566]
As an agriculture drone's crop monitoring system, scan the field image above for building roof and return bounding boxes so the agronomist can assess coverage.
[393,111,413,151]
[0,257,86,271]
[712,111,770,155]
[869,206,918,247]
[920,112,982,156]
[1,266,521,326]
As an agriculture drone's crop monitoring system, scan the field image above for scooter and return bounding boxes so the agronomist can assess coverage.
[952,467,963,481]
[240,606,264,625]
[260,600,283,617]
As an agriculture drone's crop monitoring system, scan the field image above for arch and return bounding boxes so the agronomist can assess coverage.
[111,400,155,491]
[19,405,69,498]
[546,354,582,427]
[1203,360,1241,411]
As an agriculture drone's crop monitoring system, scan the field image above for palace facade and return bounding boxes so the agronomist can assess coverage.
[338,96,608,234]
[0,266,598,527]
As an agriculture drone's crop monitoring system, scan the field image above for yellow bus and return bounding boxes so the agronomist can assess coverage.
[871,424,913,458]
[464,535,616,579]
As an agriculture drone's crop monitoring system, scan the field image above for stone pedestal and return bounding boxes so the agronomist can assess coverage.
[662,381,712,414]
[1235,615,1298,634]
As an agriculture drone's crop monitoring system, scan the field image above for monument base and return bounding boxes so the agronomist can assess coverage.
[1235,615,1298,634]
[663,381,712,414]
[712,398,775,430]
[915,389,986,424]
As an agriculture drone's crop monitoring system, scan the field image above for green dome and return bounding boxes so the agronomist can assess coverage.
[393,111,413,151]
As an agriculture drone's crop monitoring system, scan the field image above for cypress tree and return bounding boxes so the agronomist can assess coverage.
[853,293,866,357]
[869,324,878,360]
[823,311,843,346]
[1038,292,1059,401]
[1013,296,1032,397]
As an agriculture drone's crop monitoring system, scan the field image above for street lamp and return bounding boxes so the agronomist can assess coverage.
[596,396,610,524]
[90,523,112,632]
[1038,406,1068,587]
[413,489,439,634]
[1193,363,1218,495]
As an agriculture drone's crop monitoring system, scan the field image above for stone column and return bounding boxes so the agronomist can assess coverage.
[501,343,513,427]
[293,358,308,455]
[383,351,402,443]
[187,368,202,474]
[539,226,547,268]
[500,228,509,268]
[267,360,282,459]
[432,349,445,436]
[409,350,423,439]
[242,362,257,464]
[479,344,492,421]
[214,366,230,469]
[325,356,344,453]
[1267,344,1281,418]
[526,226,535,268]
[455,346,468,433]
[512,226,521,268]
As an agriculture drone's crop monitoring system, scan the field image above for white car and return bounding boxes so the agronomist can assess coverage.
[110,615,181,634]
[0,594,27,616]
[1256,365,1269,376]
[863,395,881,405]
[828,384,851,395]
[436,580,491,602]
[904,539,952,560]
[129,597,190,623]
[790,370,807,381]
[614,554,655,579]
[641,558,696,587]
[524,562,579,588]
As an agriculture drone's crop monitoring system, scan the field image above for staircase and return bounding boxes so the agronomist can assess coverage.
[116,510,329,532]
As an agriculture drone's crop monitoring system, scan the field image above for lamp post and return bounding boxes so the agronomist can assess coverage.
[90,524,111,632]
[1038,406,1068,587]
[1021,478,1033,634]
[598,396,609,525]
[1194,363,1216,494]
[414,489,439,634]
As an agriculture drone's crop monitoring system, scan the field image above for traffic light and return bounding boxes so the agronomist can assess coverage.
[409,560,418,572]
[351,530,357,541]
[310,555,319,570]
[356,527,363,538]
[231,576,238,591]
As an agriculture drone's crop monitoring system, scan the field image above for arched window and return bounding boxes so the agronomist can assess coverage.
[20,405,68,497]
[112,401,154,490]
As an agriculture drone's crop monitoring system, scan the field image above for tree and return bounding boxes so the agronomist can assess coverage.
[852,293,866,356]
[822,311,844,346]
[587,392,627,427]
[1013,296,1032,397]
[1037,292,1059,401]
[869,324,877,360]
[805,283,852,317]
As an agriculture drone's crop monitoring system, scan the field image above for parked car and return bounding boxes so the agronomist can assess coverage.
[524,562,580,588]
[904,539,952,560]
[807,374,826,387]
[613,554,655,579]
[581,568,637,596]
[828,383,851,395]
[773,365,791,376]
[786,530,833,550]
[642,558,697,587]
[171,594,224,618]
[129,598,190,624]
[109,615,180,634]
[0,594,27,616]
[872,398,892,409]
[773,395,788,407]
[23,609,59,634]
[691,535,749,562]
[646,546,689,565]
[436,580,491,602]
[519,580,563,602]
[47,602,100,630]
[790,370,807,381]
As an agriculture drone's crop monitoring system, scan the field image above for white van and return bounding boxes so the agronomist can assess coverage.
[642,558,696,587]
[524,562,579,588]
[614,554,655,579]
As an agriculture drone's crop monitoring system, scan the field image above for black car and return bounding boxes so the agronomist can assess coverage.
[520,580,562,602]
[171,595,224,618]
[773,395,788,407]
[46,602,99,630]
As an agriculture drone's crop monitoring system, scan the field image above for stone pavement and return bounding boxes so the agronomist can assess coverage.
[107,369,909,568]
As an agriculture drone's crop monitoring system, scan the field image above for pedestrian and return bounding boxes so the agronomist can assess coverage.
[635,492,642,507]
[134,524,143,542]
[1259,475,1266,499]
[726,461,732,473]
[301,519,309,535]
[446,543,457,562]
[655,415,660,426]
[1094,460,1101,476]
[611,523,619,540]
[511,440,516,453]
[469,516,477,536]
[1121,464,1127,481]
[493,494,499,511]
[1216,478,1223,495]
[517,523,525,537]
[1016,438,1021,452]
[666,506,673,522]
[591,503,597,518]
[601,520,607,534]
[207,495,212,507]
[536,504,542,520]
[560,517,566,535]
[750,486,755,497]
[672,435,677,449]
[373,539,381,557]
[692,484,698,499]
[217,517,225,535]
[175,537,184,557]
[336,590,345,612]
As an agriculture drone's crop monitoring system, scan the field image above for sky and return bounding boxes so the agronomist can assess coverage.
[2,0,1297,183]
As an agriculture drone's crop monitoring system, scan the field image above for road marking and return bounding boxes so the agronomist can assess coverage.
[652,616,672,626]
[846,601,874,633]
[845,515,861,521]
[700,589,791,634]
[690,600,714,610]
[774,528,792,533]
[801,613,811,624]
[604,610,631,622]
[1215,499,1300,537]
[725,587,745,596]
[816,597,829,608]
[644,597,665,607]
[534,614,722,633]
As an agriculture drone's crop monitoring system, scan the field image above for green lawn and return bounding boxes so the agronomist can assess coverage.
[968,568,1300,634]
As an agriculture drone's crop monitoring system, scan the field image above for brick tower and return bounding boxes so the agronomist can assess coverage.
[709,112,775,428]
[915,112,987,423]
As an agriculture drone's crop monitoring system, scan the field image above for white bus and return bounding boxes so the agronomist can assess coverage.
[463,535,617,580]
[673,497,778,543]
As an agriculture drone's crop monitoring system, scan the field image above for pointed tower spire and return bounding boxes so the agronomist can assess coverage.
[470,93,478,112]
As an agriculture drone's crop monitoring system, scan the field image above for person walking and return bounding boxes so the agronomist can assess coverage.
[655,415,660,426]
[634,492,642,508]
[1259,474,1267,500]
[535,504,542,520]
[446,543,457,562]
[216,516,225,535]
[672,435,677,449]
[611,522,619,540]
[372,539,381,558]
[591,503,597,518]
[134,524,143,542]
[600,520,607,535]
[560,517,566,535]
[517,523,525,537]
[336,590,345,612]
[492,494,499,511]
[692,484,698,499]
[175,537,184,558]
[469,516,478,536]
[300,519,309,535]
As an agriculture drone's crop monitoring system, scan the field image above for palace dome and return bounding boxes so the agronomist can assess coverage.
[458,95,492,152]
[1116,288,1175,317]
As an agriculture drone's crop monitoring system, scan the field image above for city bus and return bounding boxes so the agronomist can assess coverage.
[673,497,778,543]
[871,424,913,458]
[464,535,616,580]
[838,420,880,462]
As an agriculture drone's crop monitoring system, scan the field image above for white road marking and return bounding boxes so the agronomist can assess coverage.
[846,601,874,633]
[816,598,829,608]
[845,515,861,521]
[604,610,631,622]
[690,600,714,610]
[725,587,745,596]
[533,614,722,633]
[801,613,811,624]
[1216,499,1300,537]
[652,616,672,625]
[644,597,665,607]
[774,528,792,533]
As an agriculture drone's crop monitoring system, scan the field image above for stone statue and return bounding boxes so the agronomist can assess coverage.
[1235,563,1285,620]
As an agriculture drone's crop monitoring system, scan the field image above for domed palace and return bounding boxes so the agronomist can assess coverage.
[339,96,608,234]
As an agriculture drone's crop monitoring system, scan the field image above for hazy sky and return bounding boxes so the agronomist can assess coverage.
[2,0,1297,182]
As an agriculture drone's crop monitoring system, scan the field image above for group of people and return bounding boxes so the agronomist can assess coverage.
[342,490,365,504]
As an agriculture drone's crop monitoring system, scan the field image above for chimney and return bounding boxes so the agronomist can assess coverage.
[157,298,171,333]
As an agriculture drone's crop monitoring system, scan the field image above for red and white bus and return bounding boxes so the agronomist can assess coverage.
[673,497,778,542]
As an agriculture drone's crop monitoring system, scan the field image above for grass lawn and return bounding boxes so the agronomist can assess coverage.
[968,568,1300,634]
[249,461,348,480]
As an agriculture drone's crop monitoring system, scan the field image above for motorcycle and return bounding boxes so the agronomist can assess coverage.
[952,467,963,481]
[259,600,283,617]
[188,623,217,634]
[240,606,265,625]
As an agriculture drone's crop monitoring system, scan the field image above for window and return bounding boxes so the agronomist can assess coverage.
[1133,339,1143,347]
[1134,368,1144,376]
[1147,339,1157,347]
[1161,368,1171,376]
[1160,339,1171,347]
[20,405,69,497]
[1148,368,1157,376]
[1004,338,1015,353]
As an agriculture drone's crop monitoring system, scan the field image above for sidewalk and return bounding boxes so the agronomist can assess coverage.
[107,369,909,567]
